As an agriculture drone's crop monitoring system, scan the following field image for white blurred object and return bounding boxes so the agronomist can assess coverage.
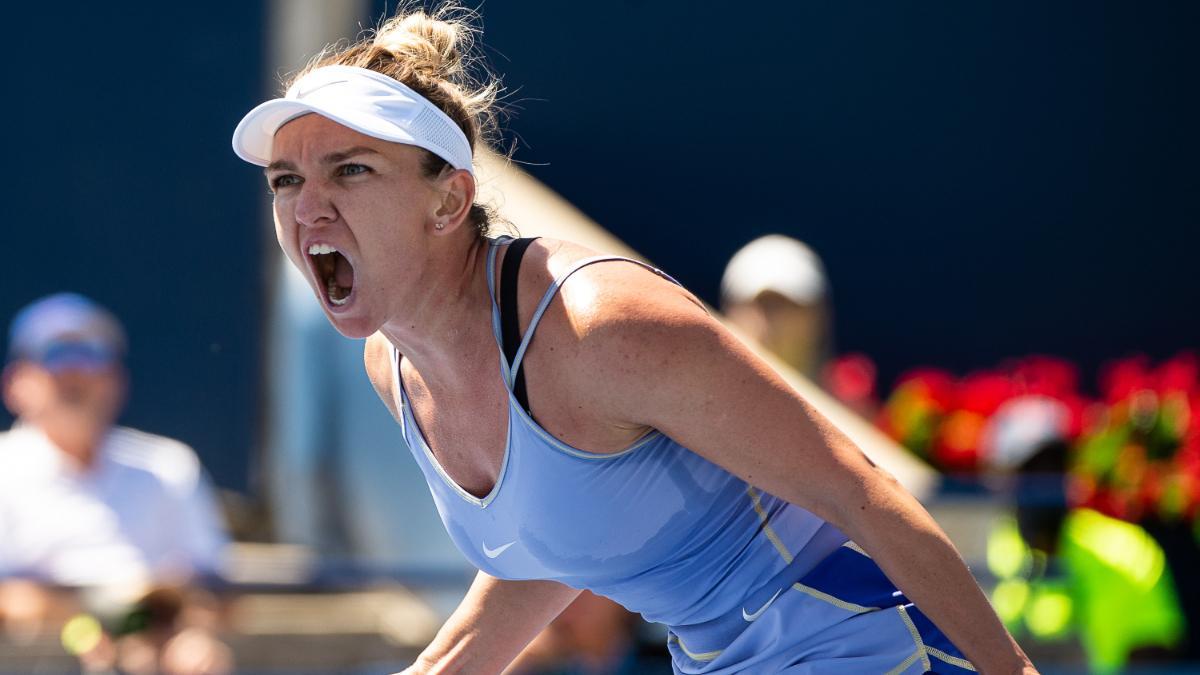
[720,235,828,307]
[981,395,1070,471]
[0,425,227,586]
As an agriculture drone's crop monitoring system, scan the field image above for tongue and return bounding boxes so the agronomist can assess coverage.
[333,253,354,288]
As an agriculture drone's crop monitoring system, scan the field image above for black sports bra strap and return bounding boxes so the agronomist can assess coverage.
[500,237,538,412]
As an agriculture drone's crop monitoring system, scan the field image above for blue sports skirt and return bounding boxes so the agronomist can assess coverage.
[665,544,977,674]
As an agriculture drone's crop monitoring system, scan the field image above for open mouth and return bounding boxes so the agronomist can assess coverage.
[307,243,355,306]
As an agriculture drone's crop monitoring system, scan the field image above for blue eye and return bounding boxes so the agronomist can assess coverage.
[270,174,302,191]
[339,164,370,177]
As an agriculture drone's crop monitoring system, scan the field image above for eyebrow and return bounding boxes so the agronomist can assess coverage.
[324,146,380,164]
[265,146,381,173]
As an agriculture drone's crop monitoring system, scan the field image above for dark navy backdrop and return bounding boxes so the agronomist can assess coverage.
[469,1,1199,385]
[2,4,266,489]
[4,2,1196,490]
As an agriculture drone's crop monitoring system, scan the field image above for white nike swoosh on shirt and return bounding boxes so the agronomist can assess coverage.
[742,588,784,622]
[483,541,516,559]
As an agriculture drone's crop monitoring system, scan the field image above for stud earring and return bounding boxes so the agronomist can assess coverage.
[435,222,445,230]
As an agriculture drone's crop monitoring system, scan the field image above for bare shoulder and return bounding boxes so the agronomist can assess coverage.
[519,238,721,429]
[562,265,729,410]
[520,237,708,336]
[363,332,401,422]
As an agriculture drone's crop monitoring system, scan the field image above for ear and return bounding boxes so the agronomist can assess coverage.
[430,169,477,236]
[2,362,47,418]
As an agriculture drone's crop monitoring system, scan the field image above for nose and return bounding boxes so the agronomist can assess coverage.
[293,179,337,228]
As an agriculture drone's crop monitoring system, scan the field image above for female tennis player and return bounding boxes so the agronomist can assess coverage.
[232,5,1036,673]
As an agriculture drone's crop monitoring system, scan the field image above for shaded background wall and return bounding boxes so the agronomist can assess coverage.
[3,0,1197,490]
[1,4,267,489]
[470,1,1200,383]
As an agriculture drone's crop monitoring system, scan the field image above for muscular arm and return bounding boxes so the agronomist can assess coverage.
[556,265,1035,675]
[401,572,581,675]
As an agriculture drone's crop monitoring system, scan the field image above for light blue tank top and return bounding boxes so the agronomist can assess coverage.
[391,237,847,645]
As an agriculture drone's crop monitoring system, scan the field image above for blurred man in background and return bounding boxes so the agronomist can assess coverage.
[0,293,230,674]
[720,235,885,424]
[720,235,832,382]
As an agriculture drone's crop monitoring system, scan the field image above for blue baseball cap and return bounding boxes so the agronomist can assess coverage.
[7,293,127,372]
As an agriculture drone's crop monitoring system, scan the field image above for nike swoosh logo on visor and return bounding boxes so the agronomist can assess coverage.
[483,541,516,559]
[742,588,783,622]
[296,79,347,99]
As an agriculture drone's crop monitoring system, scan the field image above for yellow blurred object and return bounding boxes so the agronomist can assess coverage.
[1025,585,1072,639]
[987,518,1029,580]
[987,509,1184,673]
[991,578,1030,629]
[1072,508,1165,590]
[60,613,103,656]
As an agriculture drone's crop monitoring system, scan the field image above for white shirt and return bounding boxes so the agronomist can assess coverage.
[0,424,228,586]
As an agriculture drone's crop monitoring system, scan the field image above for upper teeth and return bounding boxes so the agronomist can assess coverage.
[308,243,338,255]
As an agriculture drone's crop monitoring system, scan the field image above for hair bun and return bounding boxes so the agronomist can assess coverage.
[373,12,465,81]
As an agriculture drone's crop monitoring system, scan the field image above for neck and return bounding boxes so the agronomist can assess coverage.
[379,236,498,382]
[34,422,104,471]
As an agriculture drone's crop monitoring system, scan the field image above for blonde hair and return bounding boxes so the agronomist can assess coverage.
[288,3,501,236]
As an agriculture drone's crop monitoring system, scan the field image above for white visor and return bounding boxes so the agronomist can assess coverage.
[232,65,474,174]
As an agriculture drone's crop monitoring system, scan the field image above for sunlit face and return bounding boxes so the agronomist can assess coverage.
[724,291,826,376]
[266,113,445,338]
[3,361,126,444]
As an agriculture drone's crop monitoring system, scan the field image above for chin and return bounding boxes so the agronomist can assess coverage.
[323,310,378,340]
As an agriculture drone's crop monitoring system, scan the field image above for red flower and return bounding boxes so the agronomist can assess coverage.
[894,368,957,412]
[1012,355,1080,398]
[1156,352,1198,396]
[1094,488,1129,520]
[1100,355,1152,404]
[958,372,1014,416]
[1178,436,1200,478]
[1058,394,1090,438]
[824,353,877,404]
[1067,473,1097,509]
[932,410,986,472]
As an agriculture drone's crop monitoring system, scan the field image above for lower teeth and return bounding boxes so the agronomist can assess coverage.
[327,280,350,306]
